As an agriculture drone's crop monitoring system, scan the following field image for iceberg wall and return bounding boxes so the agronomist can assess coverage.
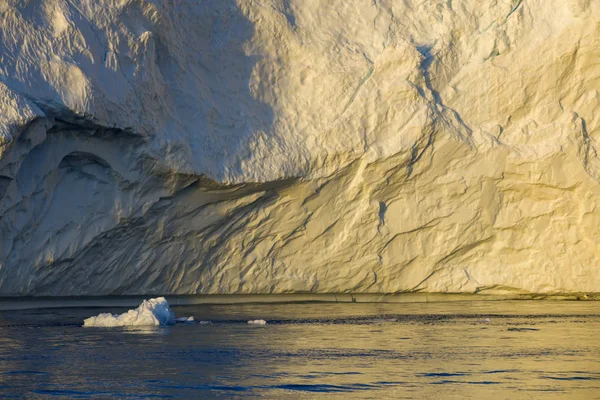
[0,0,599,296]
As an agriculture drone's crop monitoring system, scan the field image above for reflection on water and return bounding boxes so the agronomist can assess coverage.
[0,301,599,398]
[121,326,173,336]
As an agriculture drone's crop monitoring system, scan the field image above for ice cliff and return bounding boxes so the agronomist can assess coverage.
[0,0,599,296]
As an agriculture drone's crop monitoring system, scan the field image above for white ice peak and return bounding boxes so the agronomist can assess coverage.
[83,297,175,327]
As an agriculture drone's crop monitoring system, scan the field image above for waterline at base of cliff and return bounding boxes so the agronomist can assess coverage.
[1,292,599,311]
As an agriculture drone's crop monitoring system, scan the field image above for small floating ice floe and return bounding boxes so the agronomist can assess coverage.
[175,316,195,324]
[83,297,175,327]
[248,319,267,325]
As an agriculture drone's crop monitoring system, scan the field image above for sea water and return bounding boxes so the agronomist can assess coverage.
[0,301,599,399]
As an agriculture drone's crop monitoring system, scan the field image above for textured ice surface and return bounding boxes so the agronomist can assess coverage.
[1,1,600,296]
[83,297,175,327]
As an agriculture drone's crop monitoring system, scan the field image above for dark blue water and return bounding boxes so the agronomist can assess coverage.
[0,301,599,399]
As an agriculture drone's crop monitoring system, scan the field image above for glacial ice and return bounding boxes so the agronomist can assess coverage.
[1,1,600,297]
[248,320,268,325]
[83,297,175,327]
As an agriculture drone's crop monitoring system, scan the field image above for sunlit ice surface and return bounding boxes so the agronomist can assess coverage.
[0,300,599,399]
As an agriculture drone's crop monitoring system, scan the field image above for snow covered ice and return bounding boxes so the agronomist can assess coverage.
[83,297,175,327]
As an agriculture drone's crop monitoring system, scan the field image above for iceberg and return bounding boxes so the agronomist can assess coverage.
[1,1,599,297]
[175,316,195,324]
[83,297,175,327]
[248,319,267,325]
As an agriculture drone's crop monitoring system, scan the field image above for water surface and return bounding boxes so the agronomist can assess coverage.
[0,301,599,398]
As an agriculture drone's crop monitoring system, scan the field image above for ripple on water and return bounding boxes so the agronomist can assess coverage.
[419,372,470,377]
[272,383,372,392]
[543,375,600,381]
[2,370,47,375]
